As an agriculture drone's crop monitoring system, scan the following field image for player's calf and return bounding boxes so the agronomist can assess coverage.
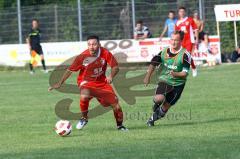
[77,97,90,130]
[147,101,170,127]
[112,103,128,131]
[152,94,165,111]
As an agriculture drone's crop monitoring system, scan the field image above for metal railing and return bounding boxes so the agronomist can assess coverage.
[0,0,239,53]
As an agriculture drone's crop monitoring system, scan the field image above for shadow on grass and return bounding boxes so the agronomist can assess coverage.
[128,117,240,130]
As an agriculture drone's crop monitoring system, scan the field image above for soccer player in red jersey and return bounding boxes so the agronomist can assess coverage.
[49,35,128,131]
[175,6,199,77]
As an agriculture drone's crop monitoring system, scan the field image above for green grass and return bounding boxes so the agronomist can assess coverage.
[0,64,240,159]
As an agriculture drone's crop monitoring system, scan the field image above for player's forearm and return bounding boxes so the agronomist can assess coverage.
[200,22,204,32]
[160,27,167,37]
[58,69,72,85]
[137,35,148,40]
[144,65,155,86]
[134,35,138,40]
[110,66,119,79]
[145,64,155,79]
[200,26,203,32]
[171,71,187,78]
[160,32,165,38]
[160,32,165,37]
[195,30,199,42]
[143,34,148,39]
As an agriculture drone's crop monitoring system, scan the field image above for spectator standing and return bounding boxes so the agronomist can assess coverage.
[159,11,177,40]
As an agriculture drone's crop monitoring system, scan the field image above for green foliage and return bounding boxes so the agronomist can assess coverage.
[219,21,240,53]
[59,18,79,41]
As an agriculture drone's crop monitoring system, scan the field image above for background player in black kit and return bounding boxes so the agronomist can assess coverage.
[26,19,48,74]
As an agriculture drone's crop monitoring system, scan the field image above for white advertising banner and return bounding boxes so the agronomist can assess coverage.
[214,4,240,22]
[0,36,221,66]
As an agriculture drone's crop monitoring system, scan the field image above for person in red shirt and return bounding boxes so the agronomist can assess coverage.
[49,35,128,131]
[175,6,199,77]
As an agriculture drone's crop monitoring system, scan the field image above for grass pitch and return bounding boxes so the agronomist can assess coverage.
[0,64,240,159]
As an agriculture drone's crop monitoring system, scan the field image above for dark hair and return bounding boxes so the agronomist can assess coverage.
[87,35,100,42]
[169,10,175,14]
[172,30,184,41]
[136,20,143,24]
[178,6,186,11]
[32,19,39,23]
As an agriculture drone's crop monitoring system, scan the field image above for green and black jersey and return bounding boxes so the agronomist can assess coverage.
[151,47,191,86]
[28,28,41,49]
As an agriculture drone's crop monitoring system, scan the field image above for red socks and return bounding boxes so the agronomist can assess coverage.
[191,58,196,69]
[113,107,123,126]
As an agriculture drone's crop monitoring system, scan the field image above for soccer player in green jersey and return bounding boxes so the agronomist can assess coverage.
[144,30,191,126]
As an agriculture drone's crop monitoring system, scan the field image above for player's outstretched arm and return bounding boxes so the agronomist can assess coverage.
[159,25,168,41]
[48,69,72,91]
[106,66,119,84]
[143,64,155,87]
[195,29,199,46]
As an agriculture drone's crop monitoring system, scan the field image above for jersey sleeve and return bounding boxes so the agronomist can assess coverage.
[182,52,191,74]
[106,51,118,68]
[164,19,168,27]
[143,27,150,35]
[150,51,162,66]
[68,54,83,72]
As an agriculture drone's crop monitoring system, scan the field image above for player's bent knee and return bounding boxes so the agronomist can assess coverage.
[80,88,90,100]
[154,95,165,103]
[111,103,121,110]
[80,94,90,101]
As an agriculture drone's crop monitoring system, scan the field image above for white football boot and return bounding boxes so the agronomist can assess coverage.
[76,117,88,130]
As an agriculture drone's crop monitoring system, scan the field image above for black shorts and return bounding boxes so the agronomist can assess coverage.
[155,82,185,106]
[32,46,43,55]
[199,31,207,41]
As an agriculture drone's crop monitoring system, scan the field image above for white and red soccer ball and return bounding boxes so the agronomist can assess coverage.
[55,120,72,137]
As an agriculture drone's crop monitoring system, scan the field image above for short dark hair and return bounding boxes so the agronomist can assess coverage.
[178,6,186,11]
[169,10,175,14]
[87,35,100,42]
[136,20,143,24]
[172,30,184,41]
[32,19,39,23]
[193,9,199,14]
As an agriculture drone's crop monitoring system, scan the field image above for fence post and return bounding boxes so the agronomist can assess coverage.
[54,5,58,41]
[17,0,22,44]
[198,0,206,20]
[198,0,203,19]
[77,0,83,41]
[131,0,136,34]
[234,21,238,49]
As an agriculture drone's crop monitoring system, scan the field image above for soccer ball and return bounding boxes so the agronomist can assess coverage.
[55,120,72,137]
